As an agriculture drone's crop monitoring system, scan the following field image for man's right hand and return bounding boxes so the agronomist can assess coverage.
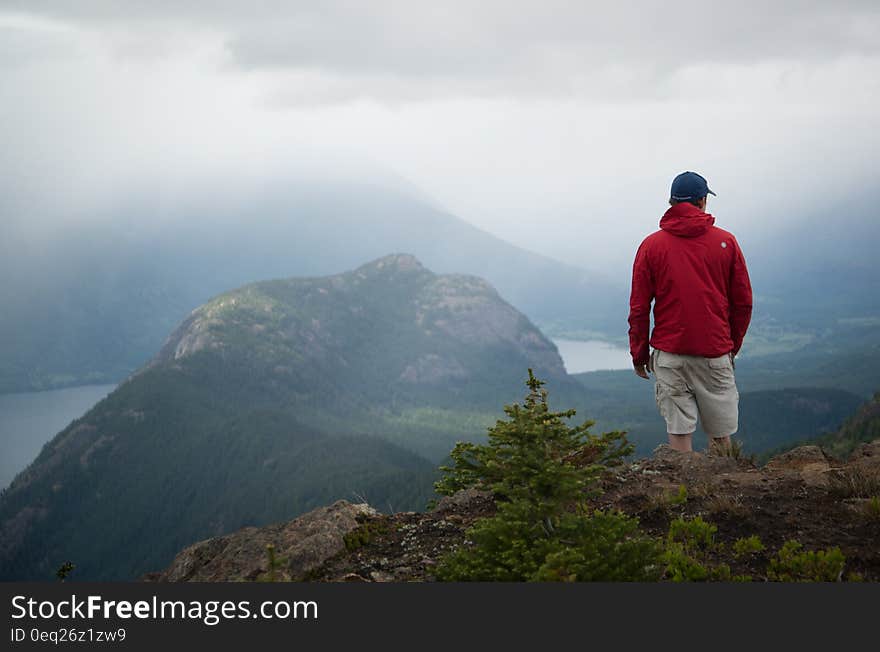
[633,355,653,380]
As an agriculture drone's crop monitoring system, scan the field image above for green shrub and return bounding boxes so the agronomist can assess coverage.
[662,516,733,582]
[343,519,390,551]
[437,503,662,582]
[733,535,765,558]
[767,540,846,582]
[56,561,75,582]
[668,515,717,552]
[663,543,712,582]
[669,484,688,506]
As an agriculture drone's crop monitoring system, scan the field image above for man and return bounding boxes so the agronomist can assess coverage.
[628,171,752,454]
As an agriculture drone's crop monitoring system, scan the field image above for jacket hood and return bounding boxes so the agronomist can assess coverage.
[659,202,715,237]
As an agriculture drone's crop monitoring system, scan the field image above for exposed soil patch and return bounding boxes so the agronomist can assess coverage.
[311,489,496,582]
[592,443,880,580]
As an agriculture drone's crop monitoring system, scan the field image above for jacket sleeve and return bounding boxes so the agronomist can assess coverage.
[628,240,654,366]
[728,236,753,356]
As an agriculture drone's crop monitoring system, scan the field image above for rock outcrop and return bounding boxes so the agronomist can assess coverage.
[146,501,378,582]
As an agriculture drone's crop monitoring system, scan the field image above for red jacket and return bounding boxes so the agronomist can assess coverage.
[628,202,752,366]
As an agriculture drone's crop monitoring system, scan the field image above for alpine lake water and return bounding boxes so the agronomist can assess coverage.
[0,384,116,490]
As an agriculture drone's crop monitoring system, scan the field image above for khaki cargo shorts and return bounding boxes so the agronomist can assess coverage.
[651,348,739,437]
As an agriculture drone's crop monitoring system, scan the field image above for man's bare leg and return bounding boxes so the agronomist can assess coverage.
[708,435,733,456]
[668,433,693,452]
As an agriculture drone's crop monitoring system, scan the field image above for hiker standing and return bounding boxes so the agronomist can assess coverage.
[628,171,753,454]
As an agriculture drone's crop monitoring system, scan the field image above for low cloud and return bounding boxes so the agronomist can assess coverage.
[6,1,880,103]
[1,2,878,272]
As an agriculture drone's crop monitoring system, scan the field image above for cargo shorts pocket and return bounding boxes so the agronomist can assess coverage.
[654,380,664,419]
[653,350,687,392]
[654,368,698,434]
[654,378,669,418]
[706,354,735,392]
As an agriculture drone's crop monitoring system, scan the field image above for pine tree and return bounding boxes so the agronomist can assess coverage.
[435,370,662,581]
[435,370,631,501]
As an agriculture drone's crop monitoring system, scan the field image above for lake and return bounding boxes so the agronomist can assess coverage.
[0,384,116,490]
[551,338,631,374]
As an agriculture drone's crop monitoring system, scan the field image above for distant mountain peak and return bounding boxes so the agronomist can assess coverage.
[355,253,426,275]
[148,254,566,381]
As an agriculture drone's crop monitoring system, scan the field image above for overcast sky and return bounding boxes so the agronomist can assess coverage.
[2,1,879,270]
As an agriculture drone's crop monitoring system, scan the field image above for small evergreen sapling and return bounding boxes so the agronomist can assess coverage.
[435,369,632,501]
[56,561,75,582]
[435,370,661,581]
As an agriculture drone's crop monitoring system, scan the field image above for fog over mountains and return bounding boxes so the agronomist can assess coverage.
[0,174,624,393]
[2,163,878,395]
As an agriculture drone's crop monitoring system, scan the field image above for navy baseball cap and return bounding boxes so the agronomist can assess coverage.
[670,171,716,201]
